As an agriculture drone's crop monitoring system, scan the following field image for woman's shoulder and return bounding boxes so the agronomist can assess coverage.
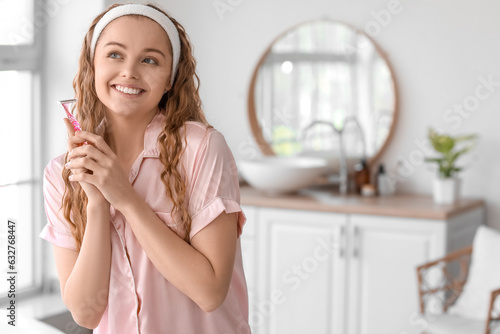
[183,121,224,146]
[184,121,219,135]
[181,121,231,161]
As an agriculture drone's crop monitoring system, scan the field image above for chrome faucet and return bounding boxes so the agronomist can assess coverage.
[300,120,348,195]
[343,115,367,160]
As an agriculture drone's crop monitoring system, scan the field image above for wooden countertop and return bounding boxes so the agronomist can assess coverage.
[239,185,484,220]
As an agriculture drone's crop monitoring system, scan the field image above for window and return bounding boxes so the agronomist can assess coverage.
[0,0,43,300]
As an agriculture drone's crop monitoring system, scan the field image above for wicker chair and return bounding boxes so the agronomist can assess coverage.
[416,246,500,334]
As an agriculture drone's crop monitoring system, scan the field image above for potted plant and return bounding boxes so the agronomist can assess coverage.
[425,128,477,204]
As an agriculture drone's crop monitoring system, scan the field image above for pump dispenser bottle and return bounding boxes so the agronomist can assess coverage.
[377,164,395,196]
[353,158,370,194]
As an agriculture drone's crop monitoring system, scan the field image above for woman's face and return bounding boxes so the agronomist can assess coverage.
[93,15,173,120]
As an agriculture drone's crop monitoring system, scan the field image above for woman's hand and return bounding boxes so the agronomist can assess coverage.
[64,129,134,210]
[64,119,108,207]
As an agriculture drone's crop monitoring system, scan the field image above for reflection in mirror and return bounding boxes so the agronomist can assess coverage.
[249,19,397,168]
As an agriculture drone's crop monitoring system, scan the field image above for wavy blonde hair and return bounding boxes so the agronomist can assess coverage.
[61,3,211,250]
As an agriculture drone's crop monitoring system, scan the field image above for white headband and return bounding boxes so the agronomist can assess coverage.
[90,4,181,85]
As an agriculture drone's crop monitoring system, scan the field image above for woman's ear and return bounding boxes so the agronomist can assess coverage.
[164,83,172,94]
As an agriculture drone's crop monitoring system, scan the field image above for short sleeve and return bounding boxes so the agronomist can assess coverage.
[39,155,77,250]
[187,129,246,240]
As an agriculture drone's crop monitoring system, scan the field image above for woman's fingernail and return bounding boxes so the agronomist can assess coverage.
[69,175,74,181]
[65,162,70,168]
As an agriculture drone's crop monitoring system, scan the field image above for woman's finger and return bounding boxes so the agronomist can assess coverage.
[74,131,115,157]
[66,156,101,174]
[64,118,89,154]
[68,135,88,149]
[63,118,75,138]
[67,166,87,175]
[68,171,93,184]
[65,118,78,153]
[68,143,109,165]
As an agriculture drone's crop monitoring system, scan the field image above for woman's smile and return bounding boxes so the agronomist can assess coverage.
[112,84,145,96]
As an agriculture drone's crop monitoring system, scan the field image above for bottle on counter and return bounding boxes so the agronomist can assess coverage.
[353,158,370,194]
[377,163,396,196]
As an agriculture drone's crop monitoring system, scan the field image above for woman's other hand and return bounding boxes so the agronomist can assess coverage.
[64,128,133,210]
[64,118,108,207]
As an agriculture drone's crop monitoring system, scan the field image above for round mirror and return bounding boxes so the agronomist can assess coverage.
[248,19,398,170]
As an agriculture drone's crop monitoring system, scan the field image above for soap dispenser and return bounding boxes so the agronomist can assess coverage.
[377,163,395,196]
[353,158,370,194]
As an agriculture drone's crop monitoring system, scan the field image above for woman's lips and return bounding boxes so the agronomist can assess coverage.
[113,84,145,95]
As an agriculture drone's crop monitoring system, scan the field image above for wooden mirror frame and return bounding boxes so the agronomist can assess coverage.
[247,19,399,166]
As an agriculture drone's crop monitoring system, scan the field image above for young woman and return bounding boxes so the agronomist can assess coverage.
[40,3,250,333]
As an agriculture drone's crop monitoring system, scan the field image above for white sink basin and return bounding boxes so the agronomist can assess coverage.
[239,156,328,194]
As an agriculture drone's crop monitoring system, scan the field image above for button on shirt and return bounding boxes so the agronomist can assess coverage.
[40,114,250,334]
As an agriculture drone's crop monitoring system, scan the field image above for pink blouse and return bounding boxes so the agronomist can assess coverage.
[40,114,251,334]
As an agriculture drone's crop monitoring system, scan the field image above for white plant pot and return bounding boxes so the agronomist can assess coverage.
[433,177,460,204]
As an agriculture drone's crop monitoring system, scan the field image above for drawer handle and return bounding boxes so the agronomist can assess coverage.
[353,226,360,258]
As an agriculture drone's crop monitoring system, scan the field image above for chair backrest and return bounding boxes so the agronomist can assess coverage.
[416,245,473,314]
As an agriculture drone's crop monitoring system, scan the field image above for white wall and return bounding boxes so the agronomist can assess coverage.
[43,0,500,235]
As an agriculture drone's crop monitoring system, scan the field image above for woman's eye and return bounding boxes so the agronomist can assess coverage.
[108,52,121,59]
[143,58,157,65]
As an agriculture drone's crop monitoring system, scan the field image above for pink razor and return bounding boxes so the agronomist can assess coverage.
[60,99,87,146]
[60,99,82,132]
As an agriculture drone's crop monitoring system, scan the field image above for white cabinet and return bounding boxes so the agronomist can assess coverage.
[241,204,257,328]
[346,214,445,334]
[255,208,346,334]
[240,205,484,334]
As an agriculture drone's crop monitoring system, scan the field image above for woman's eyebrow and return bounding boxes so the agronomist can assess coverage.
[143,48,166,58]
[103,41,166,58]
[104,41,126,49]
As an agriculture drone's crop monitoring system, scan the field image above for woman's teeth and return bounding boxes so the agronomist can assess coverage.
[115,85,142,95]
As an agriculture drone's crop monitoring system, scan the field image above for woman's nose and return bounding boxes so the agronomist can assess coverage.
[120,60,140,79]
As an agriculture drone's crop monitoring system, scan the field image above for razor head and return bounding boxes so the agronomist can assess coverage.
[59,99,82,132]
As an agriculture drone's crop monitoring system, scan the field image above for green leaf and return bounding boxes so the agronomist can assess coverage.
[454,134,478,143]
[426,127,477,177]
[428,128,455,154]
[425,157,445,163]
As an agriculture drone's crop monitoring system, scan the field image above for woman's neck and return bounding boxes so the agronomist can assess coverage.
[106,112,156,163]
